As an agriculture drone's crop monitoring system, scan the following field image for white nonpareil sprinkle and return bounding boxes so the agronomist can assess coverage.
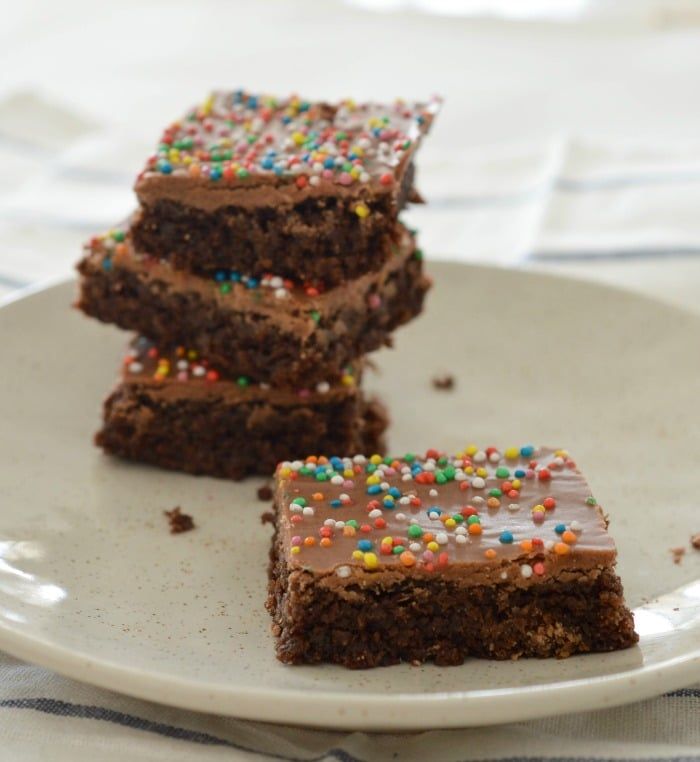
[455,526,467,535]
[316,381,330,394]
[436,532,449,545]
[570,520,583,532]
[409,542,422,553]
[429,488,438,497]
[508,503,520,512]
[399,497,410,505]
[335,566,351,578]
[302,506,314,517]
[395,513,407,522]
[521,564,533,579]
[473,451,486,463]
[330,475,343,485]
[128,361,144,374]
[471,477,486,489]
[368,509,382,519]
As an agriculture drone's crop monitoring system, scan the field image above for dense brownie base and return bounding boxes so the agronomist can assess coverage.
[267,536,638,668]
[96,387,388,481]
[132,165,417,286]
[76,254,429,387]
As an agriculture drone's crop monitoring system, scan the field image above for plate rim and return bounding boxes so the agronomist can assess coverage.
[0,271,699,730]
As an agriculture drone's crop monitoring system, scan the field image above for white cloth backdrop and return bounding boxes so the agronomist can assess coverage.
[0,1,699,759]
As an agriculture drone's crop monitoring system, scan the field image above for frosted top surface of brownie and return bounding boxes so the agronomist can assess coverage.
[136,90,441,193]
[275,446,616,580]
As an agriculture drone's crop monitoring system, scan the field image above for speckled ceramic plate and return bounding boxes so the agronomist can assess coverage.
[0,264,698,730]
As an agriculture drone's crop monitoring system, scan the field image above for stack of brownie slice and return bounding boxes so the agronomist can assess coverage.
[76,90,440,479]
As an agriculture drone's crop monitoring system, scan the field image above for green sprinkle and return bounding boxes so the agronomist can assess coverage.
[452,513,464,523]
[236,376,249,387]
[489,488,502,498]
[292,497,307,507]
[299,466,313,476]
[586,496,597,506]
[236,168,250,179]
[315,472,328,482]
[346,519,359,529]
[408,525,423,538]
[404,453,416,463]
[310,310,321,324]
[467,515,481,525]
[110,230,125,242]
[392,545,405,555]
[413,249,423,261]
[443,465,456,480]
[220,283,231,294]
[495,467,510,478]
[435,471,447,485]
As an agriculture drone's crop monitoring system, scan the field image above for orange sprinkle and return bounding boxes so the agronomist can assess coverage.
[423,532,435,543]
[343,526,356,537]
[487,497,501,509]
[319,538,332,548]
[520,539,533,553]
[554,542,570,555]
[562,530,578,545]
[399,551,416,567]
[484,548,497,559]
[303,536,316,547]
[468,523,483,536]
[312,492,324,501]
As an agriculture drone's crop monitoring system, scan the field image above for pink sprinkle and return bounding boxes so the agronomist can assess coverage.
[343,480,355,489]
[298,388,311,399]
[291,536,302,546]
[337,172,354,185]
[422,549,435,562]
[368,294,381,309]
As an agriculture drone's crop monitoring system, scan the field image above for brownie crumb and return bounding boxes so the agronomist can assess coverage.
[670,546,685,565]
[164,507,195,534]
[432,373,455,391]
[257,485,273,501]
[691,533,700,550]
[261,511,275,526]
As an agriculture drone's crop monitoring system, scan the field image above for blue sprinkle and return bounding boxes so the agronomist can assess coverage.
[230,271,241,283]
[520,445,535,458]
[514,468,526,478]
[247,95,258,108]
[388,487,401,499]
[323,157,335,169]
[367,485,382,495]
[261,157,274,170]
[214,270,228,282]
[274,166,284,176]
[417,115,425,124]
[210,167,222,181]
[555,523,566,535]
[330,499,342,508]
[281,115,292,125]
[382,496,395,508]
[158,161,172,175]
[428,506,443,515]
[299,101,310,112]
[246,278,258,289]
[102,257,112,272]
[499,531,514,544]
[357,539,373,552]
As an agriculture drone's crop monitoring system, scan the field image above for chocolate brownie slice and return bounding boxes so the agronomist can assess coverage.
[267,446,638,667]
[96,338,387,480]
[131,90,440,286]
[76,223,430,387]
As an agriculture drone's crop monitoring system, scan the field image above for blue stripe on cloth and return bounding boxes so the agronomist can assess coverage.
[0,697,699,761]
[0,272,30,289]
[528,246,700,262]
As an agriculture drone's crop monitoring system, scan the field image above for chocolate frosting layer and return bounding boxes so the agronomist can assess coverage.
[275,446,618,587]
[135,90,441,212]
[120,337,360,405]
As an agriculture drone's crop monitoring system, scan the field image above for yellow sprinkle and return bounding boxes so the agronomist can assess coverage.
[444,518,457,529]
[504,447,519,459]
[343,468,354,478]
[427,541,439,552]
[363,552,379,569]
[290,546,301,555]
[292,131,306,145]
[532,504,545,513]
[354,203,370,218]
[511,479,521,490]
[465,466,474,475]
[369,454,382,465]
[366,474,380,485]
[279,467,291,478]
[341,374,355,386]
[352,549,364,560]
[466,444,478,456]
[476,467,487,478]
